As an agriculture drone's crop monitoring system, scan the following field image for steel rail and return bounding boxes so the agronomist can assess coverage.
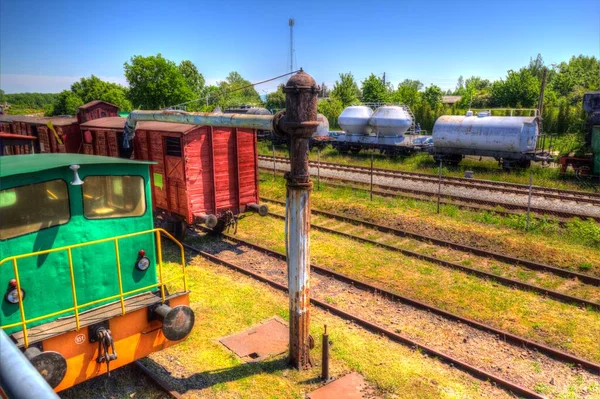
[259,155,600,204]
[188,234,600,374]
[185,242,575,398]
[259,166,600,222]
[264,211,600,310]
[134,361,183,399]
[261,197,600,286]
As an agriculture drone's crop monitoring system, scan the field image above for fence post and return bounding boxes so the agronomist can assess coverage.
[370,152,374,201]
[272,140,276,180]
[437,160,442,214]
[317,147,321,191]
[526,169,533,230]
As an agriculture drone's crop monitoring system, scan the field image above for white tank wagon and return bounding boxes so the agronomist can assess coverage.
[369,105,413,136]
[431,113,550,169]
[334,104,419,156]
[338,106,373,135]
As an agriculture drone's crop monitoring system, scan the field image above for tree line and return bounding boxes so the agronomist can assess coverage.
[314,54,599,134]
[2,53,597,137]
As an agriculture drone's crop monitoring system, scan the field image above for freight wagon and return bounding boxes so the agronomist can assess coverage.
[133,121,267,237]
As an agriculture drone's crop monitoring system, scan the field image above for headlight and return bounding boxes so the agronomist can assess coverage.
[136,256,150,271]
[5,280,25,304]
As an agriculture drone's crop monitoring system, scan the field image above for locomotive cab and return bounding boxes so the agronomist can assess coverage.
[0,154,194,393]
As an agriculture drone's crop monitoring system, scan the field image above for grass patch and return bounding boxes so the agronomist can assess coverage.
[145,258,503,398]
[258,141,600,192]
[233,213,600,363]
[259,173,600,272]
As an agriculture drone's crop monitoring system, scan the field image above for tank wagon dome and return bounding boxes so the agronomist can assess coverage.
[245,107,272,115]
[314,114,330,138]
[432,113,539,153]
[369,106,413,137]
[338,106,373,135]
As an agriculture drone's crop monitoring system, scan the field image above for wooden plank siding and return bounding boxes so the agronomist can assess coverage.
[133,124,259,225]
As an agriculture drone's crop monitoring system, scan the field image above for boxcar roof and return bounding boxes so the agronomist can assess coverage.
[79,100,119,110]
[80,116,126,130]
[0,154,154,178]
[0,115,77,126]
[136,121,198,133]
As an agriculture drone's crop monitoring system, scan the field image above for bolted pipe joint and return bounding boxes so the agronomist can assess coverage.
[152,304,195,341]
[196,213,219,229]
[247,203,269,217]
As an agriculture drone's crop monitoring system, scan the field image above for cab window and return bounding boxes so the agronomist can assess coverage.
[83,176,145,219]
[0,180,70,240]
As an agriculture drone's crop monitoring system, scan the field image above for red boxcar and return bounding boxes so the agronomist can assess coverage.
[133,121,266,236]
[79,116,126,157]
[77,100,120,124]
[0,115,80,154]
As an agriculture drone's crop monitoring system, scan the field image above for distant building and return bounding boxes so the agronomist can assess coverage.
[442,96,463,105]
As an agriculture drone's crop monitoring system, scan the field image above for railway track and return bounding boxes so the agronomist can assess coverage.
[261,197,600,286]
[183,233,600,399]
[259,155,600,204]
[259,155,600,221]
[134,361,183,399]
[260,202,599,310]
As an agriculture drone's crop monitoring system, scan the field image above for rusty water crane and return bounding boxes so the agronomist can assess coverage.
[122,70,320,369]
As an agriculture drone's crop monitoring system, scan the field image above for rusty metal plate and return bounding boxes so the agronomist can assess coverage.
[219,317,288,362]
[308,372,374,399]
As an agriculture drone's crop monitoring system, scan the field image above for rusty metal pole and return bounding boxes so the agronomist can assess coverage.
[274,70,319,369]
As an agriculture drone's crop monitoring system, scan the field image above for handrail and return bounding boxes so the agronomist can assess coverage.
[0,228,186,348]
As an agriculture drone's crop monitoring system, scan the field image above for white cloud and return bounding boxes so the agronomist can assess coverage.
[0,74,128,93]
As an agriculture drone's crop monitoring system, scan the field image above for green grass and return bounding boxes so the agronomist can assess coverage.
[232,213,600,363]
[143,258,504,399]
[258,141,600,192]
[260,173,600,265]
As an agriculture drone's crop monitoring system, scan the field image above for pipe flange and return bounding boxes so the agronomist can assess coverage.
[272,110,287,137]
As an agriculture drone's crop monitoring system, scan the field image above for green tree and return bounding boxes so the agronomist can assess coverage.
[217,71,262,108]
[331,73,360,107]
[422,85,443,109]
[265,84,286,111]
[391,79,422,107]
[178,60,205,96]
[490,69,540,108]
[48,75,132,115]
[51,90,84,115]
[361,73,390,103]
[551,55,600,103]
[124,54,194,109]
[317,98,344,129]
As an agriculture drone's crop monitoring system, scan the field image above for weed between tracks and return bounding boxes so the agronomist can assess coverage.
[233,213,600,364]
[260,173,600,273]
[258,142,600,192]
[141,255,511,398]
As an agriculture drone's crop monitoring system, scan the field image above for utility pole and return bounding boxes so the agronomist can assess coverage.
[289,18,295,73]
[273,71,319,369]
[382,72,386,86]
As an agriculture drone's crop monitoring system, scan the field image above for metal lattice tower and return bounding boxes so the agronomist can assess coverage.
[289,18,295,72]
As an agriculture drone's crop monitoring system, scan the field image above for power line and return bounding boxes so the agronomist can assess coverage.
[164,69,301,110]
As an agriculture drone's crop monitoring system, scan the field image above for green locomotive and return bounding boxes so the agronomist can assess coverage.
[0,154,194,392]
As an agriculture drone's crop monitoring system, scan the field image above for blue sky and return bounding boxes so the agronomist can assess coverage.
[1,0,598,94]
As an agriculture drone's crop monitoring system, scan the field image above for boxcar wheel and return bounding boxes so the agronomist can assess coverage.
[168,219,187,241]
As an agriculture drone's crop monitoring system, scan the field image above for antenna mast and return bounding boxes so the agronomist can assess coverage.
[289,18,295,72]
